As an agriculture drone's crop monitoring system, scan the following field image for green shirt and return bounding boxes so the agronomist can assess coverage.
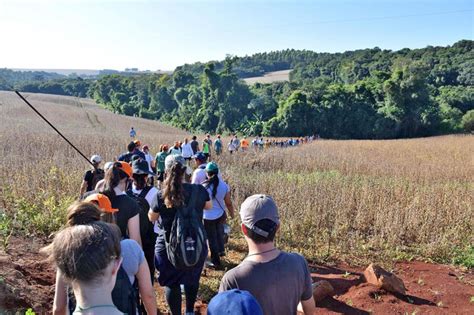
[155,151,169,172]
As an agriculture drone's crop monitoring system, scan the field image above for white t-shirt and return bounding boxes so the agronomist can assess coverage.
[144,152,154,175]
[181,143,194,158]
[191,164,207,185]
[204,178,229,220]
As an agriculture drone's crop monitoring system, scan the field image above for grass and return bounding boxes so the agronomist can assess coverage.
[0,92,473,303]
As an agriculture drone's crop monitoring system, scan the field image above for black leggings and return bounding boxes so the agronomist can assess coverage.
[165,283,199,315]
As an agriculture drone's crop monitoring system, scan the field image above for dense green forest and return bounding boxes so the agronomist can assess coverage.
[2,40,473,138]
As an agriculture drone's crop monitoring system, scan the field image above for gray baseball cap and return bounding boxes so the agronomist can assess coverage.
[240,194,280,237]
[165,154,185,170]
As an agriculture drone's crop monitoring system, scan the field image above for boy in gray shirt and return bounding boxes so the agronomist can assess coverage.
[219,195,315,315]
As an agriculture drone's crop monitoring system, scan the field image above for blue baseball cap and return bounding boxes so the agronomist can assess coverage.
[192,151,207,161]
[207,289,263,315]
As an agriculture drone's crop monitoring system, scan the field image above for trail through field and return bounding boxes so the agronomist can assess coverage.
[1,236,472,314]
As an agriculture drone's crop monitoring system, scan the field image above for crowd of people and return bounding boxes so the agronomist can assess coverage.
[47,131,318,315]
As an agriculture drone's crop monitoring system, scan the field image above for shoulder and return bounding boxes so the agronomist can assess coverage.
[281,252,309,268]
[121,239,142,255]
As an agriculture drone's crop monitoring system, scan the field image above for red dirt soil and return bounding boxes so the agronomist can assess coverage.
[1,236,473,314]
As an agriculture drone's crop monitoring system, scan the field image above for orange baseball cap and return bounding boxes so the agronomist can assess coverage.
[116,161,133,177]
[85,193,118,213]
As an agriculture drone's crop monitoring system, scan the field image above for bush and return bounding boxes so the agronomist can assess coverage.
[461,110,474,132]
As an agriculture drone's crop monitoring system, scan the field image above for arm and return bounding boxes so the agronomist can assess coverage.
[148,209,159,222]
[223,191,235,219]
[53,269,68,315]
[300,296,316,315]
[79,180,87,197]
[204,199,213,210]
[127,214,142,247]
[136,260,157,315]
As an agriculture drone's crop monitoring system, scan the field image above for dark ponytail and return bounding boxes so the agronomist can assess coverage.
[132,173,148,190]
[163,163,186,208]
[102,162,129,200]
[204,172,219,198]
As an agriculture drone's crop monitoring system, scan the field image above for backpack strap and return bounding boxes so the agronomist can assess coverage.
[138,185,152,200]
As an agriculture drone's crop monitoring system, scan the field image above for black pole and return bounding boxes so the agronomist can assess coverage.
[14,91,94,167]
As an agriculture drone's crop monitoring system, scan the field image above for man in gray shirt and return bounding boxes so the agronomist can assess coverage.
[219,195,316,315]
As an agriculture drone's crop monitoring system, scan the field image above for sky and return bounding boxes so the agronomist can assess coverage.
[0,0,472,71]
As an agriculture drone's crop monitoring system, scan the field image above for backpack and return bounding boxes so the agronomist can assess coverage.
[90,168,104,189]
[166,185,207,270]
[111,265,141,315]
[127,186,156,247]
[68,266,140,315]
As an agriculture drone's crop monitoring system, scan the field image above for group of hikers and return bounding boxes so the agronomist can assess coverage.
[47,132,317,315]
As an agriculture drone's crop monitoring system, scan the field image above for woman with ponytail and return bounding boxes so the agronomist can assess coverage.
[202,162,235,268]
[148,155,212,315]
[100,161,142,246]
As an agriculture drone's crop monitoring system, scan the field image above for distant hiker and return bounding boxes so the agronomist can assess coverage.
[190,135,200,154]
[50,201,157,315]
[219,195,316,315]
[155,144,169,189]
[227,140,236,155]
[231,135,240,151]
[240,136,249,152]
[99,161,142,246]
[202,134,212,159]
[148,154,212,315]
[130,126,136,138]
[202,162,235,269]
[168,141,182,155]
[142,144,155,186]
[129,158,159,284]
[214,135,223,156]
[79,155,104,199]
[191,152,208,185]
[133,140,146,160]
[181,138,194,165]
[207,289,263,315]
[47,221,124,315]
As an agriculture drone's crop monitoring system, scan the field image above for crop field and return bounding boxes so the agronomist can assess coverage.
[242,69,291,84]
[0,92,473,313]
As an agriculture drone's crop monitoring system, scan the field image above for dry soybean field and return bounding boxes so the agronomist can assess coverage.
[0,92,473,313]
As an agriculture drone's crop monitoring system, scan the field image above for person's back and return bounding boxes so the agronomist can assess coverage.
[219,251,312,315]
[190,137,199,154]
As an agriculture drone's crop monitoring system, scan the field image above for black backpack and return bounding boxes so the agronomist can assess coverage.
[127,186,156,247]
[90,168,104,190]
[112,265,140,315]
[68,266,140,314]
[166,185,207,270]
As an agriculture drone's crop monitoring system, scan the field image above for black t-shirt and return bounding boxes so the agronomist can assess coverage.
[83,169,104,192]
[111,194,140,238]
[151,184,210,243]
[190,140,199,154]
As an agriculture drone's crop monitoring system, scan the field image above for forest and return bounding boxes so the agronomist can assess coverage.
[2,40,473,138]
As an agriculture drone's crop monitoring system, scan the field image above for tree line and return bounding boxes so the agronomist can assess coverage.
[2,40,473,138]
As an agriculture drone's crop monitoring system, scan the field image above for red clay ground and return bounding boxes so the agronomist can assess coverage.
[1,236,473,314]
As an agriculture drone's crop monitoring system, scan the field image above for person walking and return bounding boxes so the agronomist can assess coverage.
[240,137,249,152]
[99,161,142,246]
[168,141,182,155]
[214,135,223,156]
[231,135,240,152]
[202,134,212,159]
[190,135,199,154]
[191,152,208,185]
[79,155,104,199]
[219,194,316,315]
[181,138,194,165]
[155,144,169,189]
[148,154,212,315]
[130,127,136,138]
[202,162,235,269]
[142,144,155,186]
[51,200,157,315]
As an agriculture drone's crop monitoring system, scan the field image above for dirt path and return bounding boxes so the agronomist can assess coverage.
[1,236,472,314]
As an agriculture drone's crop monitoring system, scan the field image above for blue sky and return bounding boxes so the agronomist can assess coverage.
[0,0,472,71]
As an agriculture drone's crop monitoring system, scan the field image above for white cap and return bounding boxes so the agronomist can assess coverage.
[90,155,102,164]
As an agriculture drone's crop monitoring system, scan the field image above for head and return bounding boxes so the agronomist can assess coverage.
[90,155,102,169]
[127,141,136,152]
[207,289,263,315]
[204,162,220,198]
[46,222,122,292]
[162,144,169,152]
[143,145,149,153]
[133,140,141,149]
[192,135,197,141]
[206,134,210,139]
[163,154,186,208]
[131,158,154,190]
[174,141,180,148]
[84,193,118,224]
[102,161,132,199]
[240,195,280,245]
[193,152,207,166]
[217,135,221,139]
[184,138,189,144]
